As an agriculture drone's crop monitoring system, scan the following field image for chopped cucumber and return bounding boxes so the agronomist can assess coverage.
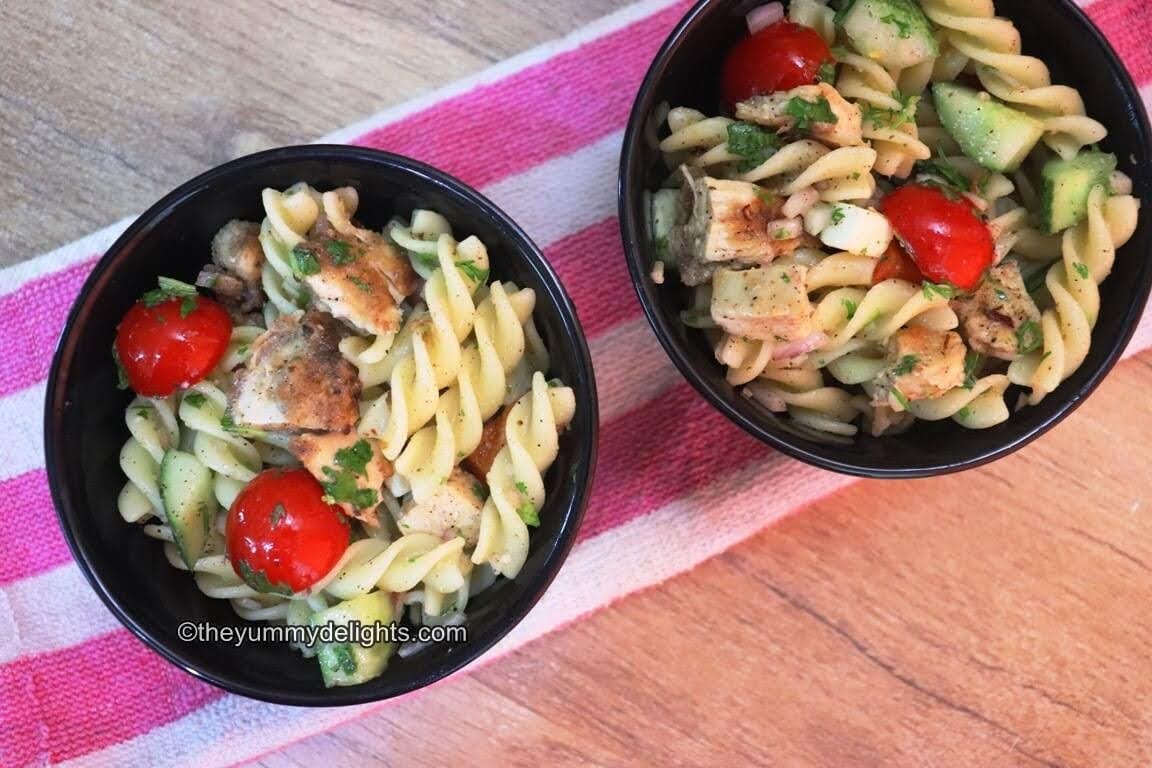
[1040,151,1117,233]
[837,0,938,69]
[311,591,396,687]
[159,449,215,569]
[933,83,1045,172]
[650,188,679,266]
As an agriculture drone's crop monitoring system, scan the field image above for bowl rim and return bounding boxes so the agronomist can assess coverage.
[618,0,1152,479]
[43,144,599,706]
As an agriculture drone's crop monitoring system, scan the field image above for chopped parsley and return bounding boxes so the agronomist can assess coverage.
[348,275,373,293]
[325,239,354,265]
[236,344,249,356]
[922,281,957,300]
[842,298,858,320]
[785,96,838,133]
[773,228,791,240]
[237,560,293,596]
[411,250,439,272]
[290,245,321,277]
[142,276,199,317]
[113,345,130,390]
[956,406,973,421]
[517,501,540,527]
[830,206,846,226]
[891,355,920,377]
[862,91,919,129]
[334,439,373,476]
[915,156,968,194]
[780,272,791,284]
[321,466,378,509]
[817,60,837,84]
[514,480,529,495]
[962,351,983,389]
[269,503,287,527]
[133,405,151,418]
[455,260,489,285]
[726,122,782,172]
[1073,262,1090,279]
[183,392,207,409]
[1016,319,1043,354]
[220,412,237,432]
[880,12,912,38]
[890,388,912,411]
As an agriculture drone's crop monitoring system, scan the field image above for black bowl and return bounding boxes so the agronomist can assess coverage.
[620,0,1152,477]
[44,145,598,705]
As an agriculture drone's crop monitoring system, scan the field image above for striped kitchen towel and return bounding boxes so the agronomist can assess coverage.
[1,0,1149,765]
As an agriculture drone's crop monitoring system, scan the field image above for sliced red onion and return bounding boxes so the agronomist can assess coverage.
[772,332,828,360]
[746,2,784,34]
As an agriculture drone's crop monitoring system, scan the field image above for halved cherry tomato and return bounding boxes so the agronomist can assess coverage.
[721,20,833,109]
[872,242,924,284]
[114,294,232,396]
[880,184,995,291]
[226,468,351,595]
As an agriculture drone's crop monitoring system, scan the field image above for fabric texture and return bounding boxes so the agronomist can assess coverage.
[0,0,1148,765]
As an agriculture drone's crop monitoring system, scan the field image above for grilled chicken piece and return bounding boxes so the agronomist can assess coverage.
[669,167,801,285]
[951,262,1041,361]
[291,432,393,526]
[873,327,967,403]
[395,468,486,545]
[296,218,420,339]
[710,264,813,343]
[461,407,510,478]
[197,220,266,322]
[231,311,360,433]
[735,84,864,148]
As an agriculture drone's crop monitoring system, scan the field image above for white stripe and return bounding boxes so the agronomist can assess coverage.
[591,316,680,423]
[0,383,46,481]
[61,456,855,768]
[481,131,622,247]
[0,218,131,298]
[0,564,120,665]
[318,0,682,144]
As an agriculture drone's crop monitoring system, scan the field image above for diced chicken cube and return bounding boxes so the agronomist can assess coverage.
[461,407,510,478]
[710,265,813,343]
[231,311,361,433]
[668,167,800,285]
[296,224,420,339]
[951,262,1041,361]
[197,220,266,322]
[395,468,486,545]
[291,432,393,526]
[874,327,967,403]
[735,84,864,148]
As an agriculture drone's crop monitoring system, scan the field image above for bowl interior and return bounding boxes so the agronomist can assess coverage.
[621,0,1152,476]
[46,146,597,705]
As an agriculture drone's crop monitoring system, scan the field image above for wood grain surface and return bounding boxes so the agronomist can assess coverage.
[6,2,1152,766]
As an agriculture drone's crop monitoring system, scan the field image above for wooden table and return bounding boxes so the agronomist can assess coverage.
[6,2,1151,765]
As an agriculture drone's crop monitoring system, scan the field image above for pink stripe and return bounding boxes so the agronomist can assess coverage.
[545,217,640,336]
[0,258,96,398]
[350,1,692,189]
[1088,0,1152,85]
[0,631,222,765]
[0,471,72,585]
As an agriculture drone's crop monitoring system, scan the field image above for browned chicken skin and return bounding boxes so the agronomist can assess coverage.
[230,311,361,433]
[874,327,967,403]
[291,431,393,526]
[197,219,266,323]
[461,407,511,478]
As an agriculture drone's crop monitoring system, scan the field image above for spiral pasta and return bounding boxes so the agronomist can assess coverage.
[835,52,931,178]
[1008,187,1140,404]
[472,373,576,578]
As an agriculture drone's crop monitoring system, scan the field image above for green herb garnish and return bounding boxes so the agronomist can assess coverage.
[890,388,912,411]
[880,12,912,38]
[325,239,354,265]
[348,276,373,293]
[963,351,983,390]
[830,206,846,226]
[113,345,130,390]
[726,122,783,172]
[922,281,957,300]
[1016,319,1043,354]
[956,406,973,421]
[516,501,540,527]
[291,245,321,277]
[321,466,378,509]
[1073,262,1090,279]
[237,560,293,595]
[142,276,199,317]
[221,412,236,432]
[842,299,858,320]
[817,60,837,84]
[455,260,489,285]
[183,392,207,409]
[862,91,919,129]
[891,355,920,377]
[915,156,968,193]
[515,480,529,495]
[774,228,791,240]
[269,503,287,527]
[785,96,838,133]
[334,439,373,476]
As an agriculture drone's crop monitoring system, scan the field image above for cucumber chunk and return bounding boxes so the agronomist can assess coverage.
[1041,151,1117,233]
[159,449,215,569]
[311,591,396,687]
[837,0,938,69]
[933,83,1045,173]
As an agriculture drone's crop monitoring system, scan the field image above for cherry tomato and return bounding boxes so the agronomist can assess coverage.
[114,295,232,396]
[880,184,995,291]
[721,20,833,108]
[227,468,351,595]
[872,242,924,284]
